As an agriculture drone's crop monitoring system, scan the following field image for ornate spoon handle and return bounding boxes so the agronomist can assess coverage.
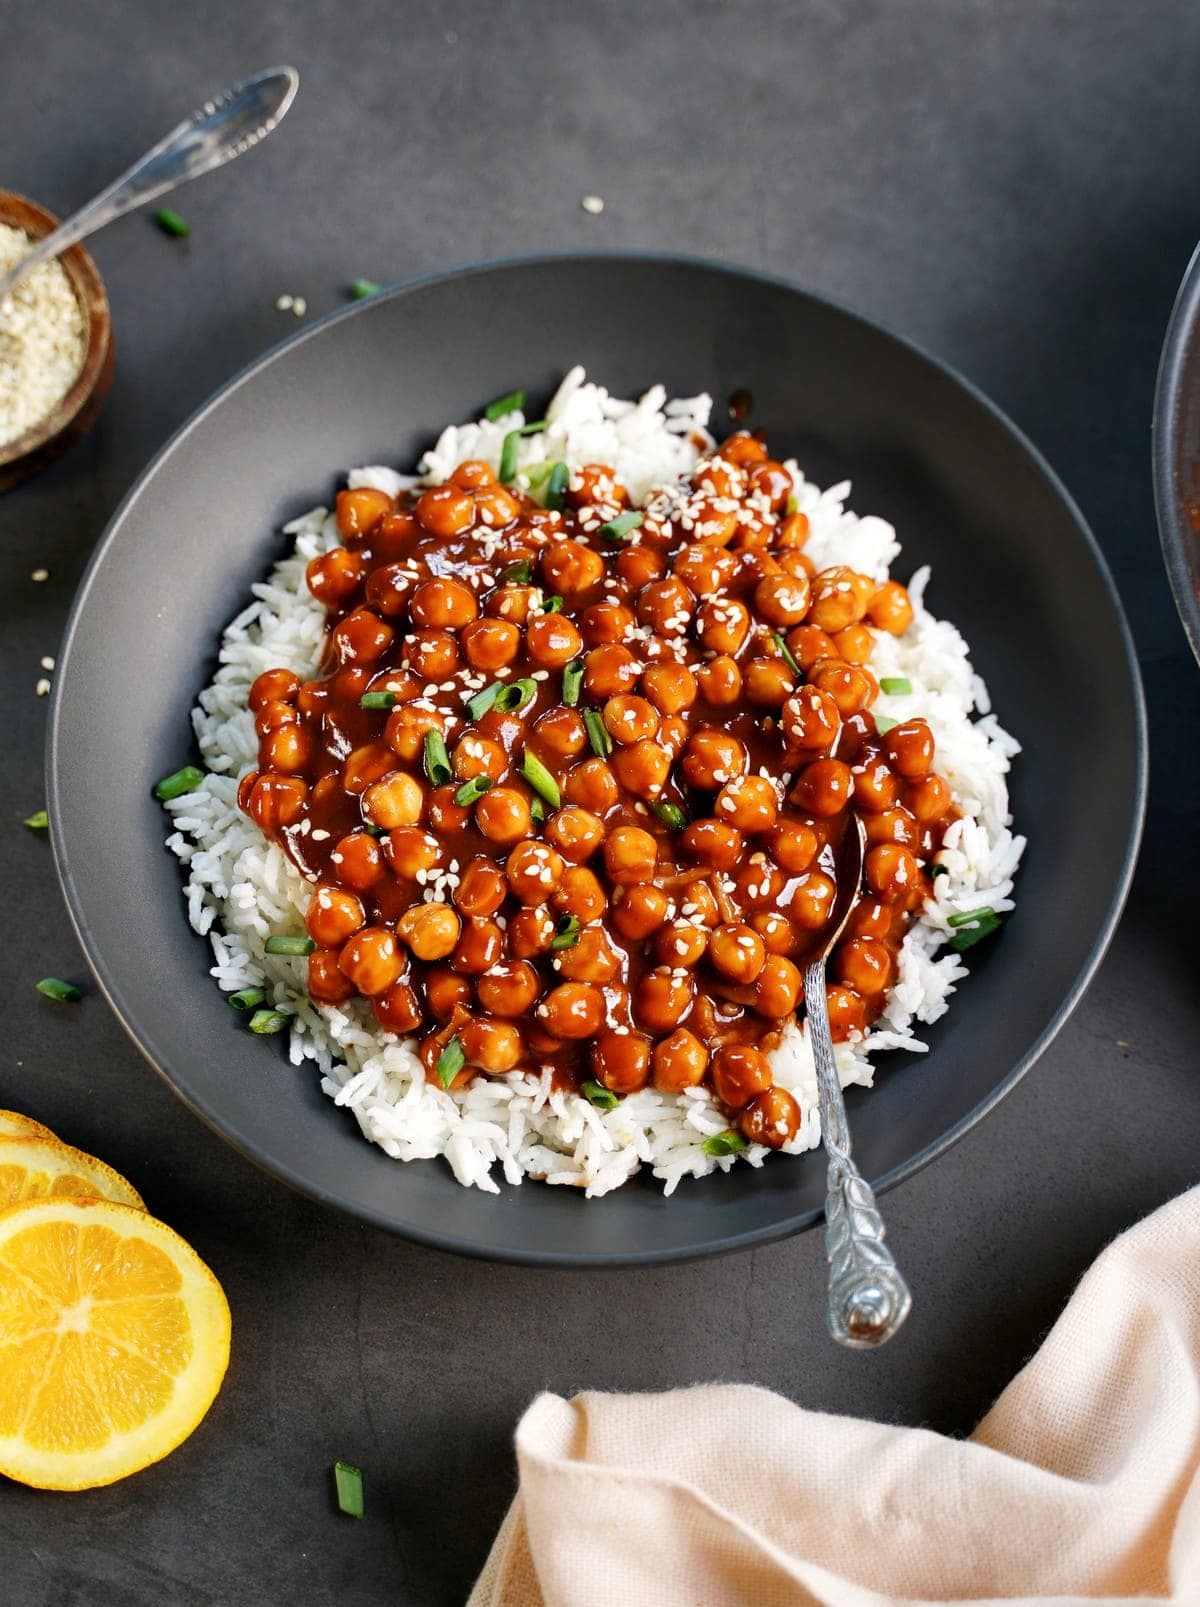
[804,957,911,1348]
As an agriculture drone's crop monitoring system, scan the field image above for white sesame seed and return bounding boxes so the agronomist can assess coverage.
[581,195,605,215]
[31,568,49,582]
[35,678,50,696]
[275,294,294,311]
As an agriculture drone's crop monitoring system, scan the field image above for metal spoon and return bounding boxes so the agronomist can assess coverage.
[0,66,299,306]
[805,817,912,1348]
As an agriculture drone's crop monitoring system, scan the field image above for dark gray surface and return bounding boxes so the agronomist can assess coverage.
[2,1,1198,1601]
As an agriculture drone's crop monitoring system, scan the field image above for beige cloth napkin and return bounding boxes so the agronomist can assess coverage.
[468,1186,1200,1606]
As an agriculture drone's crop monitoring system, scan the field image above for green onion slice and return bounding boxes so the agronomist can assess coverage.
[454,775,493,807]
[583,708,612,758]
[494,678,537,714]
[582,1080,618,1110]
[947,905,996,928]
[530,797,546,824]
[947,909,1002,952]
[517,420,549,436]
[466,681,503,720]
[424,729,452,786]
[520,749,561,810]
[598,511,644,543]
[23,810,48,831]
[265,935,316,956]
[551,914,582,950]
[772,632,802,677]
[785,493,800,515]
[35,977,81,1003]
[542,595,564,613]
[875,715,898,734]
[436,1036,465,1089]
[228,987,267,1011]
[333,1460,364,1519]
[154,765,205,801]
[154,208,189,238]
[363,823,387,838]
[702,1130,747,1158]
[651,800,688,830]
[544,462,570,511]
[930,862,949,879]
[484,389,526,421]
[524,460,556,490]
[562,659,584,707]
[359,690,397,710]
[879,677,912,696]
[351,278,381,300]
[500,559,533,584]
[499,431,521,483]
[249,1009,290,1035]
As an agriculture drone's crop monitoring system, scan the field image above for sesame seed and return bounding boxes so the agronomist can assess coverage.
[40,655,54,671]
[31,568,49,582]
[580,195,605,215]
[35,678,50,696]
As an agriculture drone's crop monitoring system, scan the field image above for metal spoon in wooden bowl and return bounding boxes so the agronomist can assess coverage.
[0,66,298,307]
[806,817,912,1348]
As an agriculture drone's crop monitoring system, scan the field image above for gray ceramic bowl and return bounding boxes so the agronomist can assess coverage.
[1154,240,1200,664]
[48,254,1146,1265]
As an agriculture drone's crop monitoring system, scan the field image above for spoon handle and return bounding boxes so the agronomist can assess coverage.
[804,958,912,1349]
[0,67,298,303]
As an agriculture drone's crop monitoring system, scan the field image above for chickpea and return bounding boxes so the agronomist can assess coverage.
[305,884,366,948]
[786,625,839,671]
[364,562,423,619]
[834,936,892,995]
[336,745,391,799]
[526,613,584,668]
[808,660,878,717]
[362,771,425,830]
[715,774,778,833]
[537,982,604,1041]
[754,954,804,1018]
[754,572,811,626]
[581,601,636,645]
[826,984,869,1041]
[506,840,566,904]
[450,458,495,491]
[867,579,914,635]
[790,758,853,818]
[654,922,708,970]
[308,947,357,1005]
[415,484,475,538]
[854,756,900,813]
[563,758,620,813]
[591,1030,651,1094]
[832,622,875,665]
[425,966,474,1021]
[451,733,507,783]
[776,509,810,548]
[472,960,540,1018]
[611,883,671,941]
[844,898,896,943]
[487,583,541,625]
[553,866,608,923]
[634,969,695,1033]
[508,904,555,959]
[681,729,747,790]
[336,486,393,541]
[338,927,404,995]
[681,818,743,869]
[732,852,786,909]
[476,786,533,845]
[696,654,743,707]
[328,665,372,705]
[450,916,505,975]
[743,657,795,708]
[385,704,444,764]
[637,577,695,636]
[410,577,479,629]
[449,857,504,920]
[691,498,739,546]
[373,981,423,1035]
[884,719,935,779]
[524,707,581,764]
[696,597,751,655]
[403,628,457,681]
[780,686,841,752]
[807,567,875,633]
[541,540,604,594]
[905,772,953,823]
[570,462,626,507]
[641,663,697,716]
[694,457,745,497]
[650,1029,708,1093]
[460,1017,523,1074]
[748,460,792,509]
[674,544,739,596]
[584,644,640,698]
[373,508,420,559]
[332,608,395,667]
[771,820,818,874]
[246,773,308,833]
[261,723,317,775]
[656,717,689,760]
[603,695,660,747]
[331,831,385,892]
[426,784,471,834]
[604,826,658,886]
[718,432,768,467]
[475,484,521,528]
[544,806,605,863]
[612,740,671,799]
[395,902,460,961]
[751,910,800,955]
[708,923,767,984]
[305,548,367,609]
[461,617,520,670]
[555,927,622,984]
[865,843,922,903]
[711,1044,772,1109]
[677,878,721,927]
[791,871,836,930]
[739,1086,801,1148]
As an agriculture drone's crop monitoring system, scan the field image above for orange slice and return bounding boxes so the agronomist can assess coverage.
[0,1136,144,1211]
[0,1197,231,1488]
[0,1111,56,1141]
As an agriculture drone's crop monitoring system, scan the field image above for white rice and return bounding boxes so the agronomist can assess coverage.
[167,367,1024,1197]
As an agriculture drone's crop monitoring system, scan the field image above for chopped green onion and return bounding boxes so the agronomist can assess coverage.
[454,775,493,807]
[23,810,48,831]
[785,494,800,516]
[947,909,1002,952]
[524,460,556,490]
[499,430,521,483]
[598,511,644,543]
[947,905,996,928]
[265,935,316,956]
[350,278,381,300]
[228,987,267,1011]
[582,1080,618,1110]
[333,1460,364,1519]
[530,797,546,824]
[583,708,611,758]
[359,690,397,710]
[544,462,570,511]
[772,632,802,677]
[652,800,688,830]
[484,389,526,421]
[494,678,537,714]
[154,208,189,238]
[248,1009,290,1034]
[875,715,898,734]
[930,862,949,879]
[466,681,503,720]
[36,977,81,1004]
[520,749,561,810]
[154,765,204,801]
[363,823,387,838]
[562,659,584,707]
[879,677,912,696]
[517,420,548,436]
[501,559,533,584]
[702,1130,747,1158]
[551,914,582,950]
[436,1036,465,1089]
[424,729,452,786]
[542,595,564,613]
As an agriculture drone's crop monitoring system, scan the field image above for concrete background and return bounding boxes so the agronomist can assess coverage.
[2,1,1199,1600]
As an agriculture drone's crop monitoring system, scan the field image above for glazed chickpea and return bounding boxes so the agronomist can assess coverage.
[694,456,745,497]
[844,898,896,943]
[544,806,605,864]
[884,719,935,779]
[641,663,697,716]
[476,960,542,1018]
[791,871,836,930]
[474,483,521,527]
[853,756,900,813]
[306,885,366,948]
[603,694,660,746]
[385,704,445,764]
[715,774,778,834]
[332,608,395,666]
[507,840,566,904]
[450,916,505,976]
[708,923,767,984]
[809,660,878,717]
[580,601,636,645]
[771,820,818,874]
[526,613,584,668]
[404,629,458,681]
[651,1028,708,1093]
[537,981,604,1040]
[611,883,671,941]
[612,740,671,799]
[634,969,695,1033]
[867,579,914,635]
[415,484,475,538]
[338,926,404,996]
[807,567,874,633]
[308,947,357,1005]
[864,806,920,848]
[397,902,461,961]
[410,577,479,629]
[487,583,541,625]
[385,825,442,881]
[732,852,786,909]
[460,1017,523,1074]
[555,927,622,984]
[696,597,751,655]
[786,625,839,672]
[461,617,520,670]
[718,431,768,467]
[654,922,708,970]
[604,826,658,886]
[826,984,869,1041]
[373,981,423,1034]
[832,622,875,665]
[656,717,689,761]
[780,686,841,752]
[905,772,953,823]
[541,539,604,594]
[509,904,555,959]
[584,644,640,698]
[835,936,892,995]
[331,830,385,892]
[691,498,739,546]
[367,560,427,619]
[754,954,804,1018]
[695,654,742,707]
[362,771,425,830]
[450,458,495,491]
[336,486,393,540]
[531,707,586,763]
[743,657,795,708]
[776,509,810,547]
[754,572,811,626]
[637,576,695,636]
[425,966,474,1021]
[865,842,923,903]
[748,460,792,509]
[681,818,743,870]
[306,547,367,608]
[563,758,620,813]
[673,544,738,596]
[739,1086,801,1148]
[681,729,747,790]
[451,733,507,783]
[453,856,507,919]
[711,1044,772,1109]
[327,665,372,705]
[426,784,471,835]
[591,1030,652,1095]
[790,758,853,818]
[570,462,626,507]
[677,878,721,927]
[553,866,608,923]
[751,910,800,955]
[261,723,317,775]
[246,773,308,833]
[475,786,533,845]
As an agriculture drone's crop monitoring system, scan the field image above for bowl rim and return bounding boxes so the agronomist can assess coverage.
[46,249,1149,1264]
[1152,238,1200,665]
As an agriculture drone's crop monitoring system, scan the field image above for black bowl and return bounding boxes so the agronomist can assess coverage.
[48,254,1146,1265]
[1154,241,1200,664]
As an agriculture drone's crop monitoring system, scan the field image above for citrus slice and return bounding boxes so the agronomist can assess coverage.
[0,1136,144,1211]
[0,1111,57,1141]
[0,1197,231,1488]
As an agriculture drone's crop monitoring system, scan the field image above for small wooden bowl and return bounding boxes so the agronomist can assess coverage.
[0,190,114,491]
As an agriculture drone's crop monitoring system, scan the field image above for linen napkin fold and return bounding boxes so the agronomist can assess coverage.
[468,1186,1200,1606]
